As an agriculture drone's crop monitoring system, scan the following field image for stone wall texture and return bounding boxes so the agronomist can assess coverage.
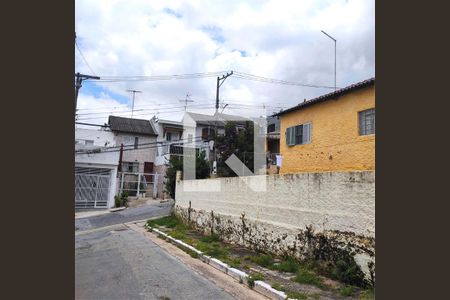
[175,171,375,283]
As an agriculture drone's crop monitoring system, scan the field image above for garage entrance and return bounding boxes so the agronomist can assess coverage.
[75,167,112,209]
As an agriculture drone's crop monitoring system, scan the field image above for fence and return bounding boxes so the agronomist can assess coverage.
[118,172,159,198]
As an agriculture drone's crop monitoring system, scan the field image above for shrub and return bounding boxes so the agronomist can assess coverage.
[254,254,274,268]
[247,273,264,289]
[114,195,123,208]
[331,259,367,287]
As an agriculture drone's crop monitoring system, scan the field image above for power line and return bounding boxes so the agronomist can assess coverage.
[75,40,97,76]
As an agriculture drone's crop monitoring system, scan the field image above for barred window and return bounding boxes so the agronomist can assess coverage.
[359,108,375,135]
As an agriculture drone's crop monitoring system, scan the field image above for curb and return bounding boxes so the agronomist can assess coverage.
[147,225,289,300]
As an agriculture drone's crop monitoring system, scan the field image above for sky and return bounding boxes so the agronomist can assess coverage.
[75,0,374,124]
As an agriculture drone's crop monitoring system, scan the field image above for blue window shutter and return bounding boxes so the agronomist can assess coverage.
[303,123,311,144]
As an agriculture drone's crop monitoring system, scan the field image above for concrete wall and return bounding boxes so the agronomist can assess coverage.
[279,85,375,173]
[175,171,375,283]
[113,133,157,173]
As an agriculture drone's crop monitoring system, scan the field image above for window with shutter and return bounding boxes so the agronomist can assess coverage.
[286,122,312,146]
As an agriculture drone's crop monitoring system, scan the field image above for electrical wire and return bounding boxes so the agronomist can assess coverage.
[75,40,97,76]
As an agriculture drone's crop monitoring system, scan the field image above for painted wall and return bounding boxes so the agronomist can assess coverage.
[113,133,157,173]
[279,86,375,174]
[175,171,375,282]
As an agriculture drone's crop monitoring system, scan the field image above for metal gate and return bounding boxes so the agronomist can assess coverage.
[75,167,112,209]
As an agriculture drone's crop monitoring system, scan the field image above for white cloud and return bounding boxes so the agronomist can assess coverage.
[75,0,374,122]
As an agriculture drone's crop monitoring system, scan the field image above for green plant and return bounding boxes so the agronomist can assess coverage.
[195,241,229,260]
[275,256,301,273]
[254,254,274,268]
[165,151,210,198]
[359,288,375,300]
[120,191,129,206]
[247,273,264,289]
[293,268,325,289]
[331,259,367,287]
[200,233,221,243]
[224,256,242,268]
[114,195,123,207]
[339,285,355,297]
[147,213,181,229]
[285,291,308,300]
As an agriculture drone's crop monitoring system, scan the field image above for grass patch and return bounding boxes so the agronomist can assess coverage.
[339,285,355,297]
[194,241,229,260]
[247,272,264,289]
[285,291,308,300]
[147,214,181,228]
[359,288,375,300]
[224,256,242,268]
[200,233,221,243]
[270,282,285,291]
[275,256,301,273]
[293,268,327,289]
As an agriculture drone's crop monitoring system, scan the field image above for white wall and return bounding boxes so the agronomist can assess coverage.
[75,128,116,148]
[175,171,375,281]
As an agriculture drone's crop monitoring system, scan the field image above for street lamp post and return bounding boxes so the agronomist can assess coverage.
[321,30,337,91]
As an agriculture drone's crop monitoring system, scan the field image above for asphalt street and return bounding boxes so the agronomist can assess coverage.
[76,224,236,300]
[75,203,237,300]
[75,201,173,232]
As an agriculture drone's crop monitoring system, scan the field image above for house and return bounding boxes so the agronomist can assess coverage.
[150,117,184,197]
[266,115,280,171]
[75,126,119,209]
[108,115,158,174]
[274,77,375,174]
[108,116,159,197]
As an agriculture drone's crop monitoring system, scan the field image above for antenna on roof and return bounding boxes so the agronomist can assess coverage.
[126,89,142,118]
[179,92,194,111]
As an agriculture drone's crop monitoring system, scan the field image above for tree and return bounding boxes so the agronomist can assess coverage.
[165,150,210,198]
[216,121,254,177]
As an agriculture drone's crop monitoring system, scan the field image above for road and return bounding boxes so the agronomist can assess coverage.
[75,203,238,300]
[75,201,173,232]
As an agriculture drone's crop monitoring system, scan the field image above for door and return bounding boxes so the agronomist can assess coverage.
[144,162,154,182]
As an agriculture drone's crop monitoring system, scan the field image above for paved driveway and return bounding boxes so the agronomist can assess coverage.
[75,201,173,232]
[76,224,236,300]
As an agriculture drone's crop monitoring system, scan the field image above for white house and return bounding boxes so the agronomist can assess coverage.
[75,126,119,209]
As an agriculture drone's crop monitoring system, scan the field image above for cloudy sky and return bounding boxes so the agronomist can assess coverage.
[75,0,374,124]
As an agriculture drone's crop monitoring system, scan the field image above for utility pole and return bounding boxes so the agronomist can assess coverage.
[215,71,233,113]
[126,89,142,118]
[212,71,233,176]
[321,30,337,91]
[179,92,194,111]
[75,73,100,113]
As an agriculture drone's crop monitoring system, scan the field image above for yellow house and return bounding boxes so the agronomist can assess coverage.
[276,78,375,174]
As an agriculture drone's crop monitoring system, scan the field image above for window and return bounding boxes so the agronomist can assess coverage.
[85,140,94,146]
[188,134,193,143]
[123,136,134,146]
[201,127,215,140]
[267,124,276,133]
[166,132,172,141]
[122,162,139,173]
[286,122,311,146]
[134,137,139,149]
[359,108,375,135]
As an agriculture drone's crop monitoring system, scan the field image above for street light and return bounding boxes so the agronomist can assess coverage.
[321,30,337,91]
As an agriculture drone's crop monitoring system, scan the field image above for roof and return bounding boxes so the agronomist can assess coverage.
[184,112,249,126]
[275,77,375,117]
[108,116,157,136]
[157,119,183,127]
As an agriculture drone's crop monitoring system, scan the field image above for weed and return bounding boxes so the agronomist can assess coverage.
[270,282,285,291]
[169,230,186,240]
[254,254,274,268]
[331,259,367,287]
[224,256,242,268]
[339,285,355,297]
[187,250,199,259]
[147,214,180,228]
[194,241,229,260]
[247,273,264,289]
[285,290,308,299]
[200,233,221,243]
[275,256,301,273]
[293,268,326,289]
[359,288,375,300]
